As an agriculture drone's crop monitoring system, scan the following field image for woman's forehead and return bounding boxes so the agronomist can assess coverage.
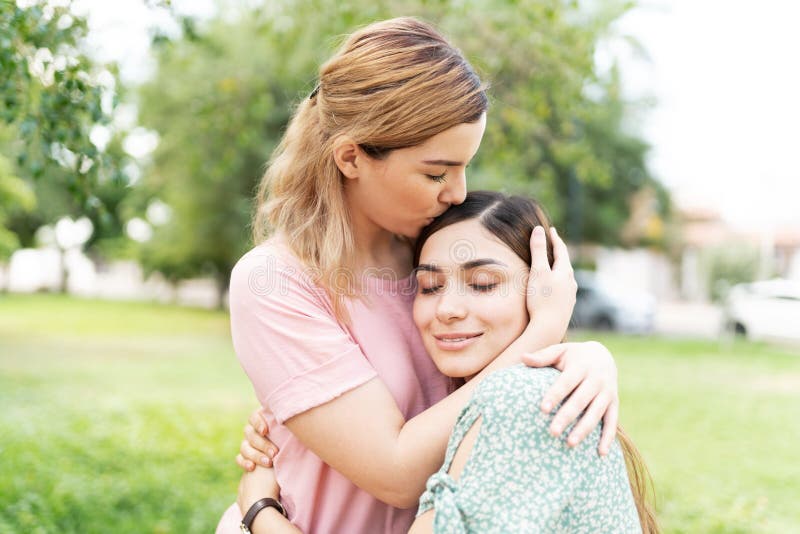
[419,220,526,270]
[408,116,487,163]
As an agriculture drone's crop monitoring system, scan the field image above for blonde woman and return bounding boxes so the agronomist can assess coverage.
[218,18,621,534]
[237,192,659,533]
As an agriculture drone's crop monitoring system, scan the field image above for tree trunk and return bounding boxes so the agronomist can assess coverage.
[214,269,230,310]
[58,247,68,294]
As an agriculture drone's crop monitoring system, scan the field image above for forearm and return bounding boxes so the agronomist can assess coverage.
[238,466,299,533]
[408,510,434,533]
[284,323,561,509]
[250,509,302,534]
[389,322,560,506]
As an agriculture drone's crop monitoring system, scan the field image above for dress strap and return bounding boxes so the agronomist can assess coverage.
[441,400,482,473]
[417,400,483,532]
[423,472,467,534]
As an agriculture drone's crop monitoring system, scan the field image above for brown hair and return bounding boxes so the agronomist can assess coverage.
[252,17,488,319]
[414,190,659,534]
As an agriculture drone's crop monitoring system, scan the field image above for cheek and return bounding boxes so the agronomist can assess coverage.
[481,290,528,338]
[384,170,438,207]
[412,298,431,330]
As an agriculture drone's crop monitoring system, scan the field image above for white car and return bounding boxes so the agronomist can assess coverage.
[571,270,656,334]
[724,279,800,343]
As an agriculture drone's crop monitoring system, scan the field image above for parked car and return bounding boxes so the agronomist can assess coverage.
[724,279,800,343]
[570,270,656,334]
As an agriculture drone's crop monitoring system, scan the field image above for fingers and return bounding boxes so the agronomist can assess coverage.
[564,391,611,448]
[248,408,268,437]
[239,409,278,473]
[530,225,551,275]
[240,437,275,469]
[522,344,567,369]
[245,424,277,457]
[236,453,255,472]
[549,227,573,272]
[548,375,598,436]
[537,359,584,413]
[598,397,619,456]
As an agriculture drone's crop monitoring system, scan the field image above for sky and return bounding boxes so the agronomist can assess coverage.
[71,0,800,231]
[612,0,800,230]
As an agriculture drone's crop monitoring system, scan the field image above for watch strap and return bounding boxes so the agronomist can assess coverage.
[241,497,286,532]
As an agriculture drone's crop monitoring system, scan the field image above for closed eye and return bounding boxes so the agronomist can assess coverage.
[419,285,443,295]
[425,172,447,183]
[471,283,498,292]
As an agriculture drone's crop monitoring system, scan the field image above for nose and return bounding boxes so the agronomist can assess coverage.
[438,170,467,206]
[435,285,468,322]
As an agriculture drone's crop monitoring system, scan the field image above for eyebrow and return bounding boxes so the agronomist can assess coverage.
[415,258,509,273]
[421,159,466,167]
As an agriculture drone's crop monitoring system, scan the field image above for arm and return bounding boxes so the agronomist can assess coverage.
[408,415,482,533]
[235,334,547,532]
[278,227,584,507]
[237,467,302,533]
[285,323,554,508]
[408,510,434,534]
[233,229,617,509]
[249,510,301,534]
[522,227,620,455]
[230,228,569,509]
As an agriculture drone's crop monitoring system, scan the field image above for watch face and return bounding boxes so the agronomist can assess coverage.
[240,524,251,534]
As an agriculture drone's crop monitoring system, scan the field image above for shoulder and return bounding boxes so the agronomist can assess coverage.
[465,365,566,446]
[229,238,330,312]
[231,239,308,291]
[473,364,561,408]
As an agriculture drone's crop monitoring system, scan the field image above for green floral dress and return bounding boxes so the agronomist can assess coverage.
[417,365,642,533]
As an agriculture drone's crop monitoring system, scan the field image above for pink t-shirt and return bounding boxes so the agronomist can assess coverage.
[216,238,450,534]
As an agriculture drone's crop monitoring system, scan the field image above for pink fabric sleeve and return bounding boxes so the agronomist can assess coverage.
[229,249,378,423]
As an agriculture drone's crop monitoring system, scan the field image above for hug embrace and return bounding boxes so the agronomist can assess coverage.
[216,17,658,534]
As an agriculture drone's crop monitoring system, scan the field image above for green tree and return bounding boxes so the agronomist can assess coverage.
[0,151,35,259]
[1,0,130,259]
[137,0,671,306]
[435,2,670,246]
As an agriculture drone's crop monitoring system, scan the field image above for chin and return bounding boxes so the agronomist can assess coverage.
[429,352,485,379]
[403,225,424,239]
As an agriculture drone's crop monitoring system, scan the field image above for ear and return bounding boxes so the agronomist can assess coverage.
[332,136,364,180]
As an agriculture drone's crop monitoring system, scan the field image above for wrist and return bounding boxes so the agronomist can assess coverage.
[251,506,287,531]
[241,497,287,533]
[241,489,279,515]
[523,319,564,347]
[487,323,552,371]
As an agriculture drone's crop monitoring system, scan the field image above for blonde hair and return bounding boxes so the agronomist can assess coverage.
[252,17,488,318]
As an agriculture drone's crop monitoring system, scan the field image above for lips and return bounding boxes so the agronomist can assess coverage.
[432,332,484,351]
[427,207,449,222]
[435,332,483,341]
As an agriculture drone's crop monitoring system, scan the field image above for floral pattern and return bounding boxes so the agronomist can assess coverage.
[417,364,642,533]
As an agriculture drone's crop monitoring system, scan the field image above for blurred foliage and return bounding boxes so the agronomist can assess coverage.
[1,0,671,295]
[0,150,35,259]
[702,243,762,302]
[0,0,131,256]
[438,2,672,246]
[137,0,670,300]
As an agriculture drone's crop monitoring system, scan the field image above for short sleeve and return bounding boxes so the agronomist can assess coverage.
[228,246,378,423]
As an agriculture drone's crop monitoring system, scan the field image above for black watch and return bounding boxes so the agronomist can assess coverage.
[240,498,287,533]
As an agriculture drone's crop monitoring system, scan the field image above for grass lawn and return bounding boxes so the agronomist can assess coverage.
[1,294,798,533]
